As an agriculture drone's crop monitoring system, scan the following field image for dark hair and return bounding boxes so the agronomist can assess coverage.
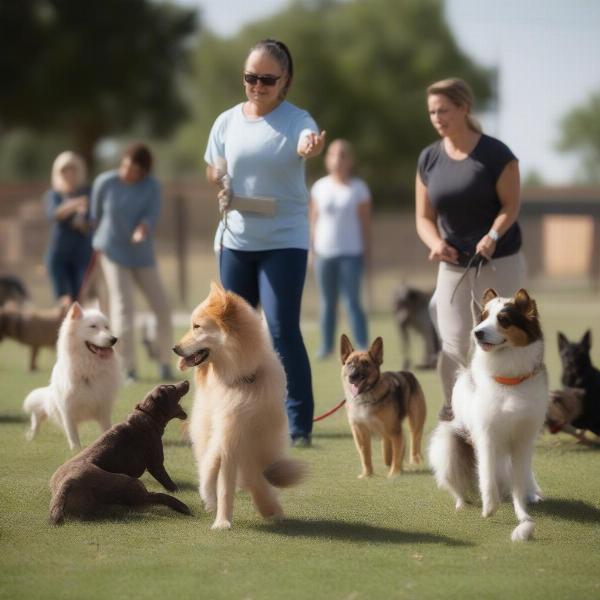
[122,143,153,173]
[248,38,294,97]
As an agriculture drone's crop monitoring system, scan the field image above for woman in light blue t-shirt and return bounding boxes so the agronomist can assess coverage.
[204,39,326,446]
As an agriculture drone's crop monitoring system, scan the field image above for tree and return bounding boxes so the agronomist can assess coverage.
[557,90,600,184]
[182,0,492,204]
[0,0,198,168]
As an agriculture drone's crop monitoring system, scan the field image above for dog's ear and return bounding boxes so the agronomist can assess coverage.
[209,280,225,296]
[581,329,591,351]
[471,297,483,326]
[514,288,538,319]
[557,332,569,352]
[340,334,354,364]
[481,288,498,305]
[368,337,384,366]
[69,302,83,320]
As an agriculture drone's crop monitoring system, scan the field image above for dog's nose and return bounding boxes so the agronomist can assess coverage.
[474,330,485,340]
[173,345,183,356]
[110,336,118,345]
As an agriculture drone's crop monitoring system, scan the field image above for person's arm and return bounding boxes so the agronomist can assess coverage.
[90,176,104,230]
[475,159,520,260]
[357,198,372,266]
[415,173,458,264]
[308,195,318,255]
[132,180,160,244]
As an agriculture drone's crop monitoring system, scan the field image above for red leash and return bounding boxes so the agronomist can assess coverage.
[313,399,346,422]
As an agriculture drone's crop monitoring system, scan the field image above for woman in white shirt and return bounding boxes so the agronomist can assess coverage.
[310,139,372,359]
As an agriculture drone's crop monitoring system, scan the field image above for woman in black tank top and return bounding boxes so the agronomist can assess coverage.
[415,78,524,418]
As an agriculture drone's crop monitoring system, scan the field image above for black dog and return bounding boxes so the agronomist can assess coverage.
[49,381,192,525]
[393,285,439,370]
[558,330,600,437]
[0,275,29,307]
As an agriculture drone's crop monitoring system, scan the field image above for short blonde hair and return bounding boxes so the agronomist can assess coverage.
[427,78,482,134]
[51,151,87,194]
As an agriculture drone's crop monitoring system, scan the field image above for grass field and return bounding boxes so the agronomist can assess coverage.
[1,290,600,600]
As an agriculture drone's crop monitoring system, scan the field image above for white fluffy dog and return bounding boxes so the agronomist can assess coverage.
[23,302,122,449]
[429,288,548,542]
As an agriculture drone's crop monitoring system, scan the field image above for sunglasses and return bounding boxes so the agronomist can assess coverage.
[243,73,282,87]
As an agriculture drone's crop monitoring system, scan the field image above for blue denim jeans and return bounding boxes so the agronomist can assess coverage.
[314,254,368,356]
[219,247,314,439]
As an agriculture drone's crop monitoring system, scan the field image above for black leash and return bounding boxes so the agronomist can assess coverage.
[450,252,486,305]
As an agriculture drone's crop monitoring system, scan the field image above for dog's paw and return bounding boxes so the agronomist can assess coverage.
[482,502,498,518]
[455,498,465,511]
[25,430,34,442]
[357,471,373,479]
[211,518,231,530]
[387,469,402,479]
[527,492,543,504]
[409,454,422,466]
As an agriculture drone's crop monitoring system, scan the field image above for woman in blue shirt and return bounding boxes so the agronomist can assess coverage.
[44,151,93,306]
[91,143,173,382]
[204,39,326,446]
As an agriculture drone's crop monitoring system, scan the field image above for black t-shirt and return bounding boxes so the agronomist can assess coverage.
[417,134,521,262]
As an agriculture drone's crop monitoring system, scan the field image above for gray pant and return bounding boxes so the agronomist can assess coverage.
[100,254,173,373]
[429,252,525,415]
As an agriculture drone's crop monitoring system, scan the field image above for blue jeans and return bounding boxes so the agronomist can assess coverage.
[46,248,93,300]
[314,254,368,355]
[219,248,314,439]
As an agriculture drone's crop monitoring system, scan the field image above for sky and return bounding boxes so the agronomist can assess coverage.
[187,0,600,185]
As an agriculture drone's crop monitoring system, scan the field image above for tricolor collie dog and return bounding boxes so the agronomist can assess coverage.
[23,302,121,450]
[429,288,548,542]
[173,282,306,530]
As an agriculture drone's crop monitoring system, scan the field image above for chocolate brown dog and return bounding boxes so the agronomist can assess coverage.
[0,304,67,370]
[341,334,427,478]
[49,381,191,525]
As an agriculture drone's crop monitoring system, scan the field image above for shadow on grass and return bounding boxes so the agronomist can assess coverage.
[163,438,192,448]
[311,431,353,440]
[0,413,28,424]
[253,518,471,547]
[533,498,600,524]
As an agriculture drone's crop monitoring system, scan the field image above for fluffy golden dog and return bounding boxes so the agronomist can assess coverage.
[173,282,305,530]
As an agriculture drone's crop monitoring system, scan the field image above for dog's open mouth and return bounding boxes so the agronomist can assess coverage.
[478,340,505,352]
[85,342,114,359]
[179,348,209,370]
[348,377,368,398]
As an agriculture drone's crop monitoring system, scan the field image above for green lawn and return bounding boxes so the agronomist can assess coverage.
[1,291,599,600]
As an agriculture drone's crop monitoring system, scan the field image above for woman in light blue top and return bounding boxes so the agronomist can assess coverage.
[205,39,326,446]
[91,143,173,382]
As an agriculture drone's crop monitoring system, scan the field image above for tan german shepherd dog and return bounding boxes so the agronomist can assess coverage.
[340,334,427,478]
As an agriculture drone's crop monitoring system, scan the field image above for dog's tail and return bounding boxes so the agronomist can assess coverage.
[23,387,48,416]
[49,481,71,526]
[511,519,535,542]
[264,459,307,488]
[428,421,476,507]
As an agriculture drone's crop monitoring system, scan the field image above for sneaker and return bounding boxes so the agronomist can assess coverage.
[159,364,174,380]
[291,435,312,448]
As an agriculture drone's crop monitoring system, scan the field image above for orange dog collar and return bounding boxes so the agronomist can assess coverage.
[493,373,534,386]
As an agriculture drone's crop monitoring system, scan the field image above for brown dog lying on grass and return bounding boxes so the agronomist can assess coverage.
[0,304,67,370]
[49,381,192,525]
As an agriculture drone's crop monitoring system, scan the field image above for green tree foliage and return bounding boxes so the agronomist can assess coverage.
[557,90,600,184]
[184,0,492,205]
[0,0,198,170]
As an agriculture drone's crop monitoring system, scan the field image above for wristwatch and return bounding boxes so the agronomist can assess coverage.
[488,228,500,242]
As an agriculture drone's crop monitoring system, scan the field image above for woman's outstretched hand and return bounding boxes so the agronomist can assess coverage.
[298,130,327,158]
